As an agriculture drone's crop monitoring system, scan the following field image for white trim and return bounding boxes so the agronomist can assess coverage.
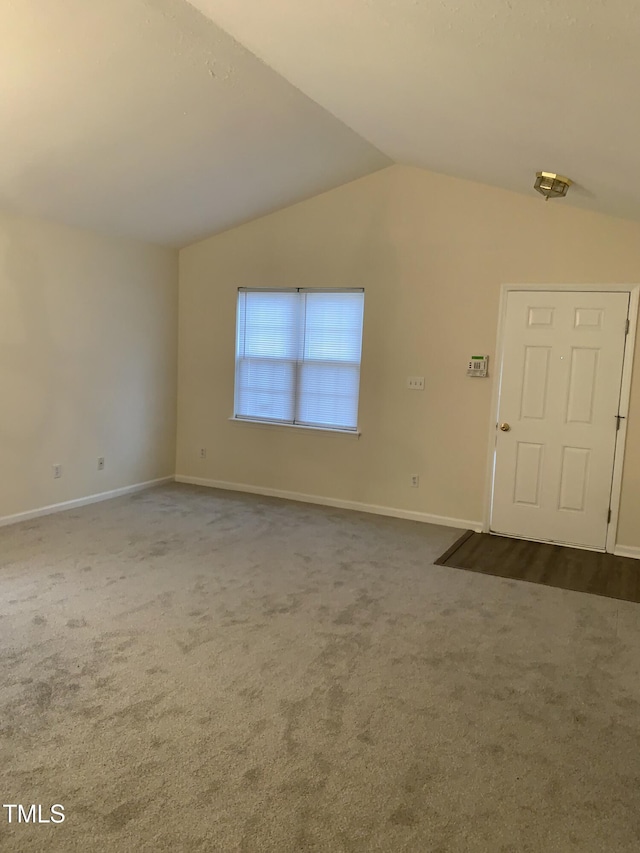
[613,545,640,560]
[484,283,640,554]
[606,285,639,552]
[0,476,174,528]
[482,289,508,533]
[175,475,483,532]
[228,416,361,437]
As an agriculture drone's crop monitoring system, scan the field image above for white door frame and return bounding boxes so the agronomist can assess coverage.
[483,283,640,553]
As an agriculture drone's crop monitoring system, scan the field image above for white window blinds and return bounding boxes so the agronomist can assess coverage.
[235,289,364,431]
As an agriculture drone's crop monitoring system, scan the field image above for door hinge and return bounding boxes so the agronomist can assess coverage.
[625,318,630,335]
[616,414,626,431]
[607,508,612,524]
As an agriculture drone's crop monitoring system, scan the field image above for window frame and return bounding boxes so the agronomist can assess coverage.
[232,287,365,434]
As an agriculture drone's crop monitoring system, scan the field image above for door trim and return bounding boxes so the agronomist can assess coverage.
[483,284,640,553]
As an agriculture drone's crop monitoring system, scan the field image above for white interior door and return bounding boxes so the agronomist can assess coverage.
[491,290,629,550]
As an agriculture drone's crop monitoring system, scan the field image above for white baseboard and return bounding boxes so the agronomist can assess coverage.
[0,476,175,528]
[5,470,633,553]
[174,475,483,532]
[613,545,640,560]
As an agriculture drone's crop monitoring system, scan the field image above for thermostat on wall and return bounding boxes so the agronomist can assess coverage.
[467,355,489,377]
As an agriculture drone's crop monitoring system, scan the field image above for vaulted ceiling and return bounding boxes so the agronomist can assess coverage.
[2,0,640,246]
[0,0,389,246]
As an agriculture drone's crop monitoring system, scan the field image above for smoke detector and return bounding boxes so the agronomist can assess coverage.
[534,172,572,201]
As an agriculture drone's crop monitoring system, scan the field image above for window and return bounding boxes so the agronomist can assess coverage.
[234,288,364,431]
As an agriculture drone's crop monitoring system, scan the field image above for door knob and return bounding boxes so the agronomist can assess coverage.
[499,423,511,432]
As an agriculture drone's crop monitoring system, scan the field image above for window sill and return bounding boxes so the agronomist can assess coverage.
[228,417,361,437]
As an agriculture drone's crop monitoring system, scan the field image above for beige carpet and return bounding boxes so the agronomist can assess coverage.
[2,484,640,852]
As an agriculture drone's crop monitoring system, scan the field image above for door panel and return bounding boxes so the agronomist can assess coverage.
[520,346,551,419]
[491,291,629,550]
[513,442,544,506]
[558,446,590,511]
[565,348,598,423]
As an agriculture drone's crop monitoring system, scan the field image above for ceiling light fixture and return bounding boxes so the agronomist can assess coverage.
[534,171,572,201]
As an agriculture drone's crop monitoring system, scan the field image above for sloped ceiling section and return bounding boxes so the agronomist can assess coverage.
[190,0,640,223]
[0,0,390,246]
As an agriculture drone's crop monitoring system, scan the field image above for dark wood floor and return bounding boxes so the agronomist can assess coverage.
[435,531,640,603]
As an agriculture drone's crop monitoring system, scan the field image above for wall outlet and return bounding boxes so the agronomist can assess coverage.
[97,457,105,470]
[411,474,419,488]
[407,376,425,390]
[53,464,62,479]
[199,447,207,459]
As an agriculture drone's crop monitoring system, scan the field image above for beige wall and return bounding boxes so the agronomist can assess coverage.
[177,165,640,548]
[0,213,178,520]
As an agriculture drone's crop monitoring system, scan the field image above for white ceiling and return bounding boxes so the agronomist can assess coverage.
[4,0,640,246]
[190,0,640,225]
[0,0,389,246]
